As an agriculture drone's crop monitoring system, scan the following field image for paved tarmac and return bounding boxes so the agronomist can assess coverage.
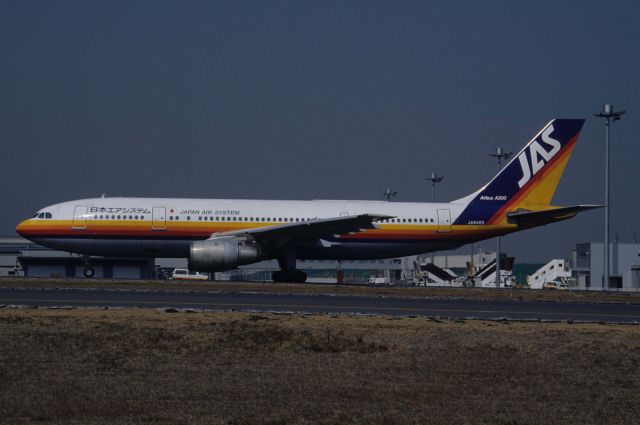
[1,286,639,323]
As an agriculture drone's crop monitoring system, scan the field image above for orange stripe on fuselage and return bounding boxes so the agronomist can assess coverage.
[17,219,504,242]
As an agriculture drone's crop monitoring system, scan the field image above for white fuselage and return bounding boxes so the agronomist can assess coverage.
[17,197,496,261]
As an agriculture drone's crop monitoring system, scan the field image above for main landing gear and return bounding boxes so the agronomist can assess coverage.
[272,270,307,283]
[271,247,307,283]
[82,256,95,278]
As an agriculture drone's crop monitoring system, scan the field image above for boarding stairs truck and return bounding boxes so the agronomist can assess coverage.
[470,257,516,288]
[414,263,462,286]
[527,259,571,289]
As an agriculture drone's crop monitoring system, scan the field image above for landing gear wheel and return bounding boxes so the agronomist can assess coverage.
[292,271,307,283]
[271,270,307,283]
[83,266,95,278]
[272,270,286,283]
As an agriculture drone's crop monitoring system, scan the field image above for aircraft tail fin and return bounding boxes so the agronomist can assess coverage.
[453,119,585,225]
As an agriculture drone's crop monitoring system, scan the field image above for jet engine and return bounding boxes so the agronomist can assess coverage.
[189,238,263,272]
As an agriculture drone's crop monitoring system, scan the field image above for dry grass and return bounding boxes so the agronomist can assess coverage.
[0,308,639,424]
[2,277,640,304]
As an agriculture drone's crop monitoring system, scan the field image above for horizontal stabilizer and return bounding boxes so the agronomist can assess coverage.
[507,205,601,227]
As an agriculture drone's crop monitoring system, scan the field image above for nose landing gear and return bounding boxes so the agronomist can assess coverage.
[83,266,95,278]
[82,256,95,278]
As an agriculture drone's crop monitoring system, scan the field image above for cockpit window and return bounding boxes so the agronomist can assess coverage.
[33,212,53,219]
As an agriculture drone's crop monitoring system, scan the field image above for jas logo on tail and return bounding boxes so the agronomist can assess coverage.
[517,124,561,188]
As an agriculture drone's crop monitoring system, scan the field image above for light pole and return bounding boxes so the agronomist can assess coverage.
[426,172,444,265]
[490,147,513,288]
[426,172,444,202]
[594,104,625,290]
[383,188,397,202]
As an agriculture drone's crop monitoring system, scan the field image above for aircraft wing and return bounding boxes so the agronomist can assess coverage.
[207,214,393,243]
[507,205,601,227]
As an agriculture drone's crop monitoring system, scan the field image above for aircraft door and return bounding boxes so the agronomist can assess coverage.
[152,207,166,230]
[437,209,452,233]
[72,206,88,230]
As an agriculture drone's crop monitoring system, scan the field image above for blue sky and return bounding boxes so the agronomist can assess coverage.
[1,1,638,261]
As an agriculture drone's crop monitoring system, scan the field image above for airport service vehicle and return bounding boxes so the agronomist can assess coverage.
[542,280,570,290]
[16,119,599,282]
[527,259,572,289]
[368,276,392,285]
[170,268,209,281]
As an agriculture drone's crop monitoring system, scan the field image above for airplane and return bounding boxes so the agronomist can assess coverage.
[16,118,599,282]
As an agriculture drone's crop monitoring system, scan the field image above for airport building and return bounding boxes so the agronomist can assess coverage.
[0,236,525,286]
[0,236,411,283]
[2,236,639,290]
[572,242,640,290]
[0,237,155,279]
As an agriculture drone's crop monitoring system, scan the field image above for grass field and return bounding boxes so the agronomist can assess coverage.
[1,308,639,424]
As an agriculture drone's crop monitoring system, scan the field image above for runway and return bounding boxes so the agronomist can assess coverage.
[1,286,640,323]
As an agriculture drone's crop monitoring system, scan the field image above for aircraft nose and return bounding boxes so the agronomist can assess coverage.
[15,219,30,237]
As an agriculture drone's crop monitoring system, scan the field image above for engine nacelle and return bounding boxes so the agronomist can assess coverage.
[188,239,262,272]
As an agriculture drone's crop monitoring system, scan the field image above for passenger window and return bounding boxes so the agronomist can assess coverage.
[38,213,45,219]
